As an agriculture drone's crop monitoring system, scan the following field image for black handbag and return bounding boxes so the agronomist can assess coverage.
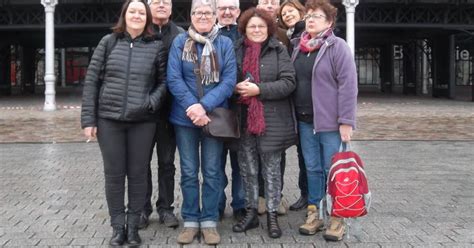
[193,64,240,140]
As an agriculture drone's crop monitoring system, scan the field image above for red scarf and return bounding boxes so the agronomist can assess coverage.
[240,38,265,135]
[299,28,333,53]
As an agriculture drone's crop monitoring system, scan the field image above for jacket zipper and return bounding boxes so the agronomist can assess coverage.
[121,41,134,119]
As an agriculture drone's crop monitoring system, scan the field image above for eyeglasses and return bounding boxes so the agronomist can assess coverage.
[150,0,170,6]
[217,6,238,12]
[192,11,215,19]
[304,13,326,20]
[247,24,267,30]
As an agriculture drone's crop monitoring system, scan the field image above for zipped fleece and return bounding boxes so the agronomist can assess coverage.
[81,33,167,128]
[291,33,358,132]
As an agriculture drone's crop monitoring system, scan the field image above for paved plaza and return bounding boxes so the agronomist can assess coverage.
[0,93,473,247]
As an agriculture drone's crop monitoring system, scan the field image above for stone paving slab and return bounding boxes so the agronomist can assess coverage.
[0,95,473,143]
[0,141,473,247]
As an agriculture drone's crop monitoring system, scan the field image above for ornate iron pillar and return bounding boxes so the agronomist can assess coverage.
[342,0,358,56]
[41,0,58,111]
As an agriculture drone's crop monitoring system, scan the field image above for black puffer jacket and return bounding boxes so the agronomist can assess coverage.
[234,37,297,153]
[152,21,185,121]
[81,33,167,128]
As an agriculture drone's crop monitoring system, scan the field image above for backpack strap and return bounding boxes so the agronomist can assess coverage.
[104,33,118,60]
[99,33,118,81]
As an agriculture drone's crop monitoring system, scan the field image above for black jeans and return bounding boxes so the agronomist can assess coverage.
[144,120,177,215]
[296,144,308,197]
[258,146,308,197]
[97,118,156,227]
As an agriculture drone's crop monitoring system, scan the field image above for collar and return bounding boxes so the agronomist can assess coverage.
[217,23,237,29]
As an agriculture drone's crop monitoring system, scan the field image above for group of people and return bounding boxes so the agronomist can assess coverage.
[81,0,358,246]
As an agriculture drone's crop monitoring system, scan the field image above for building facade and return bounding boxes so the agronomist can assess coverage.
[0,0,473,101]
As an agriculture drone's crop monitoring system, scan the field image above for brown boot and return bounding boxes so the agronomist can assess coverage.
[299,205,324,235]
[177,227,199,244]
[201,227,221,245]
[277,197,288,215]
[323,217,345,241]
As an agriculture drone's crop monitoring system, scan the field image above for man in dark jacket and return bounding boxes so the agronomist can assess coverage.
[140,0,185,230]
[216,0,246,221]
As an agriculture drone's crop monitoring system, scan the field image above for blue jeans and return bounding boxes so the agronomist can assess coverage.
[174,125,223,228]
[219,149,245,213]
[298,122,341,208]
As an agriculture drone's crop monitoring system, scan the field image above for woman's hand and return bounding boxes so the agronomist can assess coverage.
[339,124,353,142]
[84,127,97,142]
[236,80,260,98]
[186,103,207,124]
[193,114,211,127]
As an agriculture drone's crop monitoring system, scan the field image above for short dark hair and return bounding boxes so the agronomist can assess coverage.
[279,0,306,29]
[305,0,337,28]
[112,0,154,37]
[238,7,277,38]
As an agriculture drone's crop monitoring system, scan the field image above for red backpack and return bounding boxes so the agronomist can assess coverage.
[326,149,371,218]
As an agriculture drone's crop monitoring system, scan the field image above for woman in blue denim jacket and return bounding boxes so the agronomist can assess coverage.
[166,0,236,245]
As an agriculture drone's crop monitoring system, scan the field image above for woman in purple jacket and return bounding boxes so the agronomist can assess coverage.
[291,0,357,241]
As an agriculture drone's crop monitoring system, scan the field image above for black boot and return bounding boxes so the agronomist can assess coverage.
[232,208,259,232]
[289,195,308,211]
[109,226,126,246]
[267,211,282,238]
[126,226,142,245]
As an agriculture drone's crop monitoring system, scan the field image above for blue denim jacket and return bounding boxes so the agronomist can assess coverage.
[167,32,237,127]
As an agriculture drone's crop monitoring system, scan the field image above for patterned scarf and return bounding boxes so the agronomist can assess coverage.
[240,38,265,136]
[182,25,220,85]
[299,28,333,53]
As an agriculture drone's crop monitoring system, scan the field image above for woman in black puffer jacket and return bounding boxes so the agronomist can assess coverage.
[80,0,166,246]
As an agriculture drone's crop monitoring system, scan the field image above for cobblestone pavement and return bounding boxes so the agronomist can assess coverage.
[0,93,473,247]
[0,93,473,143]
[1,141,473,247]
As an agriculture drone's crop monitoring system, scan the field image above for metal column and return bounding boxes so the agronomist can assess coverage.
[342,0,359,56]
[41,0,58,111]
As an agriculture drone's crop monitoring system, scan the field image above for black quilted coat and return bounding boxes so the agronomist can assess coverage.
[81,33,167,128]
[234,37,298,153]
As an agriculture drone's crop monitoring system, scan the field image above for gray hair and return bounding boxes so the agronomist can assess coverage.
[217,0,239,8]
[148,0,172,6]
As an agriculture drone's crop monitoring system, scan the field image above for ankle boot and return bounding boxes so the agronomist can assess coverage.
[126,226,142,245]
[267,211,282,238]
[109,225,126,246]
[232,208,259,232]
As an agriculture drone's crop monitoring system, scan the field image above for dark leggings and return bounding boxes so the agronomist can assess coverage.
[97,118,156,227]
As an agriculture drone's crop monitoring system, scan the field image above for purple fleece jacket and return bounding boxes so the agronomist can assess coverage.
[291,32,358,132]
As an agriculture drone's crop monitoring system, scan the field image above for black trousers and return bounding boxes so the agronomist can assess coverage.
[97,118,156,227]
[258,146,308,197]
[144,119,177,215]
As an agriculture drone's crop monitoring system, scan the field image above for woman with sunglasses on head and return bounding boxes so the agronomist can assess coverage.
[231,7,297,239]
[81,0,166,245]
[291,0,357,241]
[166,0,237,245]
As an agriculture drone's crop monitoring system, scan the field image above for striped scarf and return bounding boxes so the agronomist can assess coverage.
[182,25,220,85]
[299,28,333,53]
